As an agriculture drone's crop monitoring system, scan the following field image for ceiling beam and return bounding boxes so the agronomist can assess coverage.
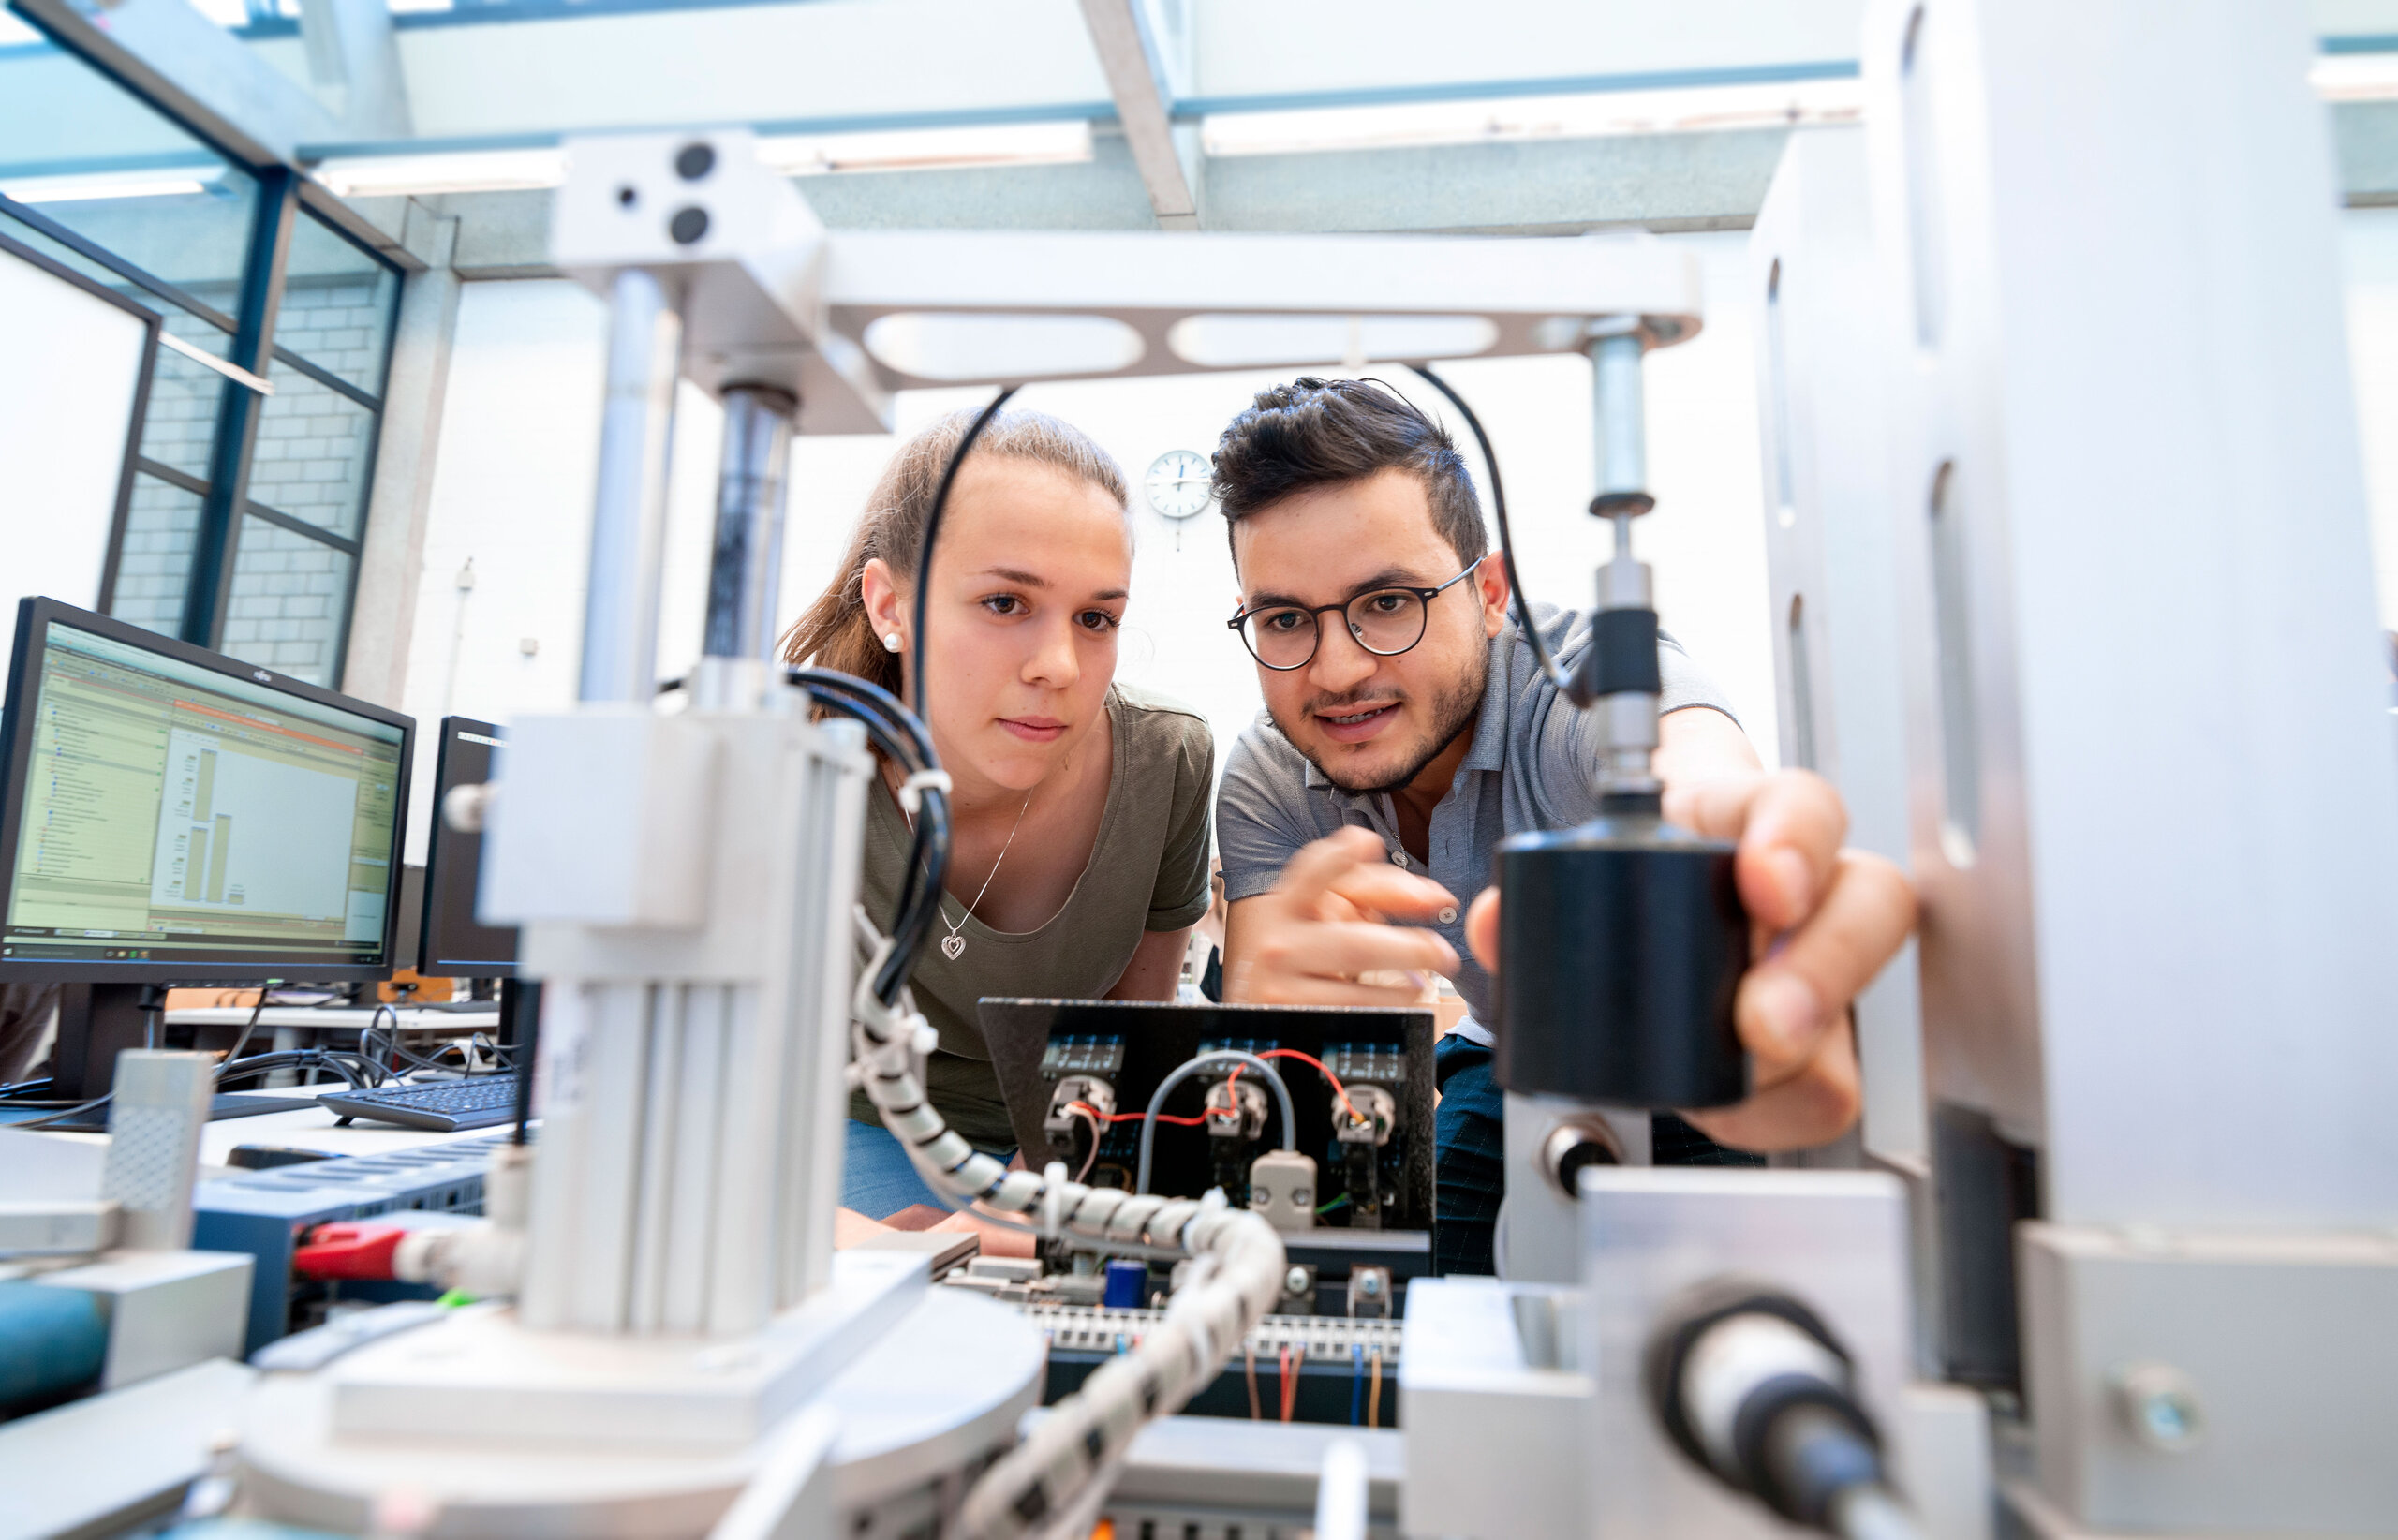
[1076,0,1199,230]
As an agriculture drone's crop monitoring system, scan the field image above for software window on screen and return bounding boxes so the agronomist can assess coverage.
[4,621,403,969]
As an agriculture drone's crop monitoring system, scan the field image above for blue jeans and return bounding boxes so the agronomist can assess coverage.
[842,1120,948,1220]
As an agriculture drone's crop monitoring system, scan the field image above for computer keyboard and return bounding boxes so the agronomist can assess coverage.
[318,1075,525,1133]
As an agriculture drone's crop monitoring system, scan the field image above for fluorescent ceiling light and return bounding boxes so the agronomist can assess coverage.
[2312,53,2398,101]
[312,148,566,198]
[757,121,1092,175]
[863,312,1143,380]
[1203,79,1865,158]
[1169,314,1497,369]
[0,168,221,203]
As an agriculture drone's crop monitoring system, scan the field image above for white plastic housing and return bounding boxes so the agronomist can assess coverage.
[480,707,717,931]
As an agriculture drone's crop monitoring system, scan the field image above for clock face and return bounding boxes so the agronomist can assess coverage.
[1145,449,1213,521]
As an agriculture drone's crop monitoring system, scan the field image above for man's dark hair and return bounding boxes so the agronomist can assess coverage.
[1211,378,1488,569]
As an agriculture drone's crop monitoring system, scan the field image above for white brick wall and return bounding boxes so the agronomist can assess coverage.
[109,477,202,637]
[221,518,352,682]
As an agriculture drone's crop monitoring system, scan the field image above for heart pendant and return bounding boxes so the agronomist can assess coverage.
[941,934,966,960]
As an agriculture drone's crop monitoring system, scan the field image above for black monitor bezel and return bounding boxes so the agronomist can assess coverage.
[418,715,517,979]
[0,595,415,985]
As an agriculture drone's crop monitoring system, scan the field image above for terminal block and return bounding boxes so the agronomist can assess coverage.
[1204,1073,1271,1200]
[1038,1035,1126,1082]
[1325,1044,1407,1090]
[1043,1074,1117,1167]
[1335,1085,1399,1231]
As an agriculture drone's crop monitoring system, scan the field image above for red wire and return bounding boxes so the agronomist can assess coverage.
[1070,1101,1207,1128]
[1256,1048,1360,1123]
[1279,1343,1298,1421]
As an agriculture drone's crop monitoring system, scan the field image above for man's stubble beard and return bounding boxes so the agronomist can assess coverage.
[1276,640,1490,797]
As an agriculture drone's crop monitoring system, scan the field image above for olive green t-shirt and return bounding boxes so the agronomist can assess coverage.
[851,684,1215,1149]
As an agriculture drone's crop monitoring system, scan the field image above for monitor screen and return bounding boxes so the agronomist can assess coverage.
[419,717,516,977]
[0,600,411,980]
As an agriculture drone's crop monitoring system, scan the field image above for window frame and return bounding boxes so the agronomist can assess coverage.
[0,25,407,690]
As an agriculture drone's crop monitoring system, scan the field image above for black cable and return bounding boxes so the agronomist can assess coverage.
[214,990,272,1078]
[789,666,944,955]
[910,387,1020,723]
[9,1095,112,1130]
[1407,364,1567,695]
[785,667,953,1006]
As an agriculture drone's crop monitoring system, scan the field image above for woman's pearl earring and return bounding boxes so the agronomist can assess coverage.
[883,633,902,653]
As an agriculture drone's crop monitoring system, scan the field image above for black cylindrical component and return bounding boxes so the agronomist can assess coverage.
[1580,606,1664,699]
[1494,811,1747,1107]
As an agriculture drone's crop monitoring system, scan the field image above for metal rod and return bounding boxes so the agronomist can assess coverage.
[1589,327,1650,510]
[704,385,797,662]
[578,268,683,704]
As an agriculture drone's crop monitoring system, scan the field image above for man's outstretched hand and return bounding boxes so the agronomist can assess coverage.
[1464,767,1915,1151]
[1224,826,1460,1007]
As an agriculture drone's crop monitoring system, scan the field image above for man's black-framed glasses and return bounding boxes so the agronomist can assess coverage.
[1227,563,1483,671]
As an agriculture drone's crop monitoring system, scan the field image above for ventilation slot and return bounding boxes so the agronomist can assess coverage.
[1767,258,1797,527]
[1787,594,1819,772]
[1927,460,1978,864]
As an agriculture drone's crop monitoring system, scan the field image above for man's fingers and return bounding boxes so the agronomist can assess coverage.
[1682,1017,1860,1152]
[1237,972,1443,1010]
[1668,770,1849,933]
[1268,827,1391,913]
[1464,886,1501,972]
[1735,850,1915,1072]
[1323,862,1458,925]
[1258,918,1458,982]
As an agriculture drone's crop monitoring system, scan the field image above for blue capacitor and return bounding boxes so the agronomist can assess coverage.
[1103,1259,1147,1310]
[0,1281,108,1413]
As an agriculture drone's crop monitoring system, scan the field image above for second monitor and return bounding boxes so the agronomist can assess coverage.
[418,716,517,981]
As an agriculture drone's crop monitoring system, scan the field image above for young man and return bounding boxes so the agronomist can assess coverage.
[1210,378,1915,1273]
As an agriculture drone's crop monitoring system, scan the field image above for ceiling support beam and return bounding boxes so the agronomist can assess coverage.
[299,0,414,141]
[1077,0,1200,230]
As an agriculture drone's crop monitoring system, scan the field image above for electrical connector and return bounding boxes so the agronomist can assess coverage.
[1248,1149,1320,1234]
[1643,1280,1923,1540]
[293,1222,408,1281]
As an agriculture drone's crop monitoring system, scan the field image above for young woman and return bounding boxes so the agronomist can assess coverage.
[783,409,1215,1218]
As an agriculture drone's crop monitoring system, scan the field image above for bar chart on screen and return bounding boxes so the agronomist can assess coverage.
[148,728,360,920]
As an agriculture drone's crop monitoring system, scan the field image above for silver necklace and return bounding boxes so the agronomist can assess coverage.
[914,785,1035,960]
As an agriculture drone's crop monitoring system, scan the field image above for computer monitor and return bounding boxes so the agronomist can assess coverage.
[417,717,516,980]
[0,597,413,1094]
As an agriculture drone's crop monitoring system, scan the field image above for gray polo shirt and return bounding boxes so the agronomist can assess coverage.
[1216,603,1736,1037]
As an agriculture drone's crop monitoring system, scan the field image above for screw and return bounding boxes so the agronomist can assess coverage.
[1284,1266,1310,1296]
[2112,1362,2205,1453]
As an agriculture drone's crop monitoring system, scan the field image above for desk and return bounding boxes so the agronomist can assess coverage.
[21,1084,512,1177]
